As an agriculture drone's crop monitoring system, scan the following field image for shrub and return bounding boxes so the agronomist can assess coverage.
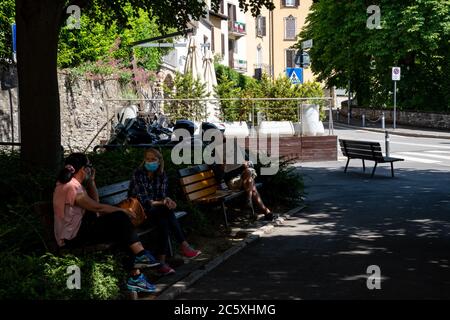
[0,252,124,300]
[163,72,207,122]
[255,157,304,207]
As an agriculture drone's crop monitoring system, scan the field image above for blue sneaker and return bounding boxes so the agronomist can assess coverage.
[133,250,160,269]
[127,274,156,293]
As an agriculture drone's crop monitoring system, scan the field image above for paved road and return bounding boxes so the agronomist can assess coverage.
[177,128,450,299]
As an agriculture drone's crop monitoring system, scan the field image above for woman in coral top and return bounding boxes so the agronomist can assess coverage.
[53,152,159,293]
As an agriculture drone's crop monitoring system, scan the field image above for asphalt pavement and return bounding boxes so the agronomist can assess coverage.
[176,127,450,299]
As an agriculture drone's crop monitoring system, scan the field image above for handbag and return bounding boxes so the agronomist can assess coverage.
[117,197,147,227]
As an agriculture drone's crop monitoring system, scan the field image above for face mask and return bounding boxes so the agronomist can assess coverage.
[144,161,159,172]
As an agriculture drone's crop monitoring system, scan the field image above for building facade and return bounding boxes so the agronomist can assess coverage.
[163,0,315,83]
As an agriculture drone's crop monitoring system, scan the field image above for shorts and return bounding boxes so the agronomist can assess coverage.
[225,167,257,191]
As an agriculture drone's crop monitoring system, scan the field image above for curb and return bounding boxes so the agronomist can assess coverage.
[334,123,450,140]
[155,206,305,300]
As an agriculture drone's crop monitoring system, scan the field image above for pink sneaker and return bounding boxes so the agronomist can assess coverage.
[158,263,175,276]
[181,245,202,259]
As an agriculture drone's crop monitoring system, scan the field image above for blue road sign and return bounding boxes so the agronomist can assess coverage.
[286,68,303,84]
[12,23,16,53]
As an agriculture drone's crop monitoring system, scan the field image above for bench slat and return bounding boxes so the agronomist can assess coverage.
[382,157,404,162]
[178,164,210,177]
[180,170,215,186]
[101,192,128,205]
[183,178,217,194]
[342,149,383,160]
[187,185,218,201]
[98,180,130,197]
[339,139,380,147]
[341,144,382,152]
[193,190,234,203]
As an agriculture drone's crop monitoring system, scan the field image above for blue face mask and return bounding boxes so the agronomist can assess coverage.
[144,161,159,172]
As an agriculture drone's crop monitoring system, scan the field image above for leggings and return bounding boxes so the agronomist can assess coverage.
[147,205,186,256]
[64,211,140,249]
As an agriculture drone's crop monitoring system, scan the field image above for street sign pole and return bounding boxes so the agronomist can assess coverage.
[393,80,397,130]
[391,67,401,130]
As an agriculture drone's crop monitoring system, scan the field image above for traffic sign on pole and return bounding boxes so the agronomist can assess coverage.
[12,23,16,63]
[392,67,401,81]
[391,67,400,129]
[301,39,313,50]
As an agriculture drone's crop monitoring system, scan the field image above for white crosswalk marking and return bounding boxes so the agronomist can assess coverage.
[392,153,440,164]
[401,152,450,162]
[391,150,450,166]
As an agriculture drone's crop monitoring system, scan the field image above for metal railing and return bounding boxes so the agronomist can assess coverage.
[104,97,335,136]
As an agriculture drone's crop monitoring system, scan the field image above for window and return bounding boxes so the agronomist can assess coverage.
[285,49,296,68]
[256,16,266,37]
[284,15,297,40]
[203,35,208,55]
[256,45,263,66]
[228,3,237,21]
[282,0,299,7]
[221,34,225,57]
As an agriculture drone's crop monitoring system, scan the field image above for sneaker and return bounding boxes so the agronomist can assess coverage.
[263,213,278,221]
[158,263,176,276]
[181,245,202,259]
[133,250,160,269]
[127,274,156,293]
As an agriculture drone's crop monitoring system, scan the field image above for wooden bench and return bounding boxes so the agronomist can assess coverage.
[34,180,187,255]
[178,164,262,228]
[339,139,404,178]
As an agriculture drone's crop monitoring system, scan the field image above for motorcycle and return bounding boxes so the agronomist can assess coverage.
[94,115,225,153]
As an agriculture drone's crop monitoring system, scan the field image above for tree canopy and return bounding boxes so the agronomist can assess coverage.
[298,0,450,111]
[14,0,276,170]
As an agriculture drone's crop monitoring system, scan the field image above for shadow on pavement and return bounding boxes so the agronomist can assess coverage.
[177,164,450,300]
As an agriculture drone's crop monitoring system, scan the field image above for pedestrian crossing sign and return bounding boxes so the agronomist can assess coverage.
[286,68,303,84]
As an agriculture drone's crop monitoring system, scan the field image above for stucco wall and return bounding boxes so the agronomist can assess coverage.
[0,72,156,152]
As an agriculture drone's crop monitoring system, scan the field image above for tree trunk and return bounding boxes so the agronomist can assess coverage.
[16,0,64,172]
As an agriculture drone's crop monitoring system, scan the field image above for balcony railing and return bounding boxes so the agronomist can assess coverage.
[228,21,246,37]
[233,59,247,72]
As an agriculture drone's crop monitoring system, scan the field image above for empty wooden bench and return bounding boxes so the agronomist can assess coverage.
[339,139,404,178]
[34,180,187,255]
[178,164,262,228]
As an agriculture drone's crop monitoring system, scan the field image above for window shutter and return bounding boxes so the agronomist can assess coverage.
[261,16,267,36]
[221,34,225,56]
[211,28,215,52]
[281,0,286,7]
[286,50,295,68]
[285,16,296,40]
[227,4,234,21]
[295,0,300,7]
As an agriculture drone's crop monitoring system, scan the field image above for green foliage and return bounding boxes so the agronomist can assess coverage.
[214,73,242,121]
[299,0,450,111]
[214,67,325,122]
[58,3,171,71]
[163,72,207,122]
[256,157,304,207]
[0,252,124,300]
[0,0,14,62]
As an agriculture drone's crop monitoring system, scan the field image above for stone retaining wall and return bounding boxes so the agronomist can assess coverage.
[0,72,157,152]
[340,106,450,130]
